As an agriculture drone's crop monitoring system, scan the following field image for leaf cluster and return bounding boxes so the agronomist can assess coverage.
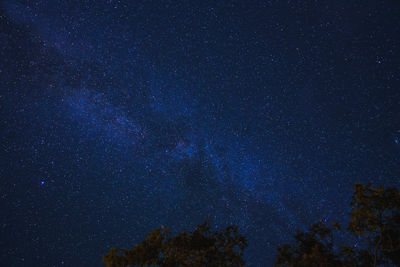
[348,183,400,265]
[103,223,247,267]
[275,183,400,267]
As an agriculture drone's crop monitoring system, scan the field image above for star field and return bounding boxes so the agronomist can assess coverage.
[1,1,399,266]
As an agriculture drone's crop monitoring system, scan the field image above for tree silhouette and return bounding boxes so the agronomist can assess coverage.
[102,183,399,266]
[275,183,400,267]
[103,222,247,267]
[348,183,400,266]
[275,221,342,267]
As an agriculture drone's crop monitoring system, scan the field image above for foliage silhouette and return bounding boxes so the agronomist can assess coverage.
[103,183,399,266]
[103,222,247,267]
[348,183,400,266]
[275,183,400,267]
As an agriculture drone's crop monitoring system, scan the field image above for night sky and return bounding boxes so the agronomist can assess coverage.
[1,0,399,266]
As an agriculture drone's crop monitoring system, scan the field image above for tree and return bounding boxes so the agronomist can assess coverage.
[275,183,400,266]
[275,221,342,267]
[348,183,400,266]
[102,222,247,267]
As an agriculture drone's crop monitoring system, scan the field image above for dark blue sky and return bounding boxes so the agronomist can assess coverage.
[1,0,399,266]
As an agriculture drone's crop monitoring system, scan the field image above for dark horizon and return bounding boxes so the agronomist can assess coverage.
[1,0,399,266]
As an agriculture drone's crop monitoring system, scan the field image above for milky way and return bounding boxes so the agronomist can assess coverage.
[1,1,399,266]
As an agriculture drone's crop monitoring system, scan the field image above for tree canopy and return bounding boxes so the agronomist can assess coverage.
[102,183,399,266]
[103,222,247,267]
[348,183,400,266]
[275,183,400,267]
